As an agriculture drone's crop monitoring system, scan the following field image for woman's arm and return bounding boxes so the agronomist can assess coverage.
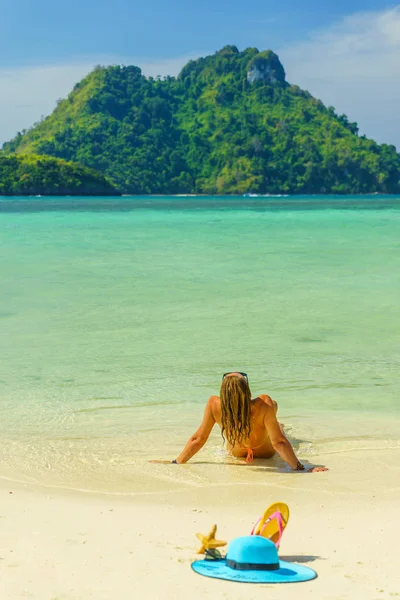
[264,405,328,472]
[174,396,216,464]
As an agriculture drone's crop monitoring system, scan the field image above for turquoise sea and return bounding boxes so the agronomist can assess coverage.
[1,195,399,493]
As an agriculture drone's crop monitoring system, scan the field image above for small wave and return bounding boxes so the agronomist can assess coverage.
[299,436,400,456]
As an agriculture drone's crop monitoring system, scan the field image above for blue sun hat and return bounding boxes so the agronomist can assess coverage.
[191,536,317,584]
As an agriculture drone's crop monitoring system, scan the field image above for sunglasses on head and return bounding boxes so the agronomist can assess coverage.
[222,372,248,381]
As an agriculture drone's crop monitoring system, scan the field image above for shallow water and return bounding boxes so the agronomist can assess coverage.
[1,195,399,492]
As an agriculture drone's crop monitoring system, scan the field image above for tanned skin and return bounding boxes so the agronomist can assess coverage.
[152,374,328,472]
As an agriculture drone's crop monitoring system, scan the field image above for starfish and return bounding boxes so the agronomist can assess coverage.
[195,524,227,554]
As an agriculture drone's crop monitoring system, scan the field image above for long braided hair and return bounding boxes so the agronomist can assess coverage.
[220,374,252,448]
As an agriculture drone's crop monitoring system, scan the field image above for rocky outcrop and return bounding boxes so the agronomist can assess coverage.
[247,51,286,85]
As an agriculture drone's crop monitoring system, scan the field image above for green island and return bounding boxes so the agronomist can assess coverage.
[2,45,400,195]
[0,154,117,196]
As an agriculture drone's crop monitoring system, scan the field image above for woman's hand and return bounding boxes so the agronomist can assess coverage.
[306,466,329,472]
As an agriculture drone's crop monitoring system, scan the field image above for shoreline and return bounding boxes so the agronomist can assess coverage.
[0,407,399,497]
[0,445,399,500]
[1,192,400,198]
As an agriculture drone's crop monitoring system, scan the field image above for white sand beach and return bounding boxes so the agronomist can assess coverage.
[1,448,399,600]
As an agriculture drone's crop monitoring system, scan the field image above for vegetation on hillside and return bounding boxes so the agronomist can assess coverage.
[3,45,400,194]
[0,154,118,196]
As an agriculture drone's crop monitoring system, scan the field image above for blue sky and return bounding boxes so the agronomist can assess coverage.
[0,0,388,66]
[1,1,400,148]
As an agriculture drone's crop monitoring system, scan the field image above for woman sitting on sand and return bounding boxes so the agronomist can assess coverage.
[171,372,327,472]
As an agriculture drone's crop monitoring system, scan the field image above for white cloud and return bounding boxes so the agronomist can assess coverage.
[0,56,191,147]
[0,63,93,147]
[279,6,400,148]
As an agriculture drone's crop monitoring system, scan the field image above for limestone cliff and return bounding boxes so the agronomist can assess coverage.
[247,50,286,85]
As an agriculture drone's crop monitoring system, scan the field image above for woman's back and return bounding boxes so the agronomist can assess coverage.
[210,394,277,459]
[167,371,328,471]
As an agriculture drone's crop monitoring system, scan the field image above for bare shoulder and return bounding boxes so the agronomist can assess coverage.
[208,395,220,405]
[207,395,220,419]
[257,394,277,413]
[258,393,274,406]
[207,395,220,411]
